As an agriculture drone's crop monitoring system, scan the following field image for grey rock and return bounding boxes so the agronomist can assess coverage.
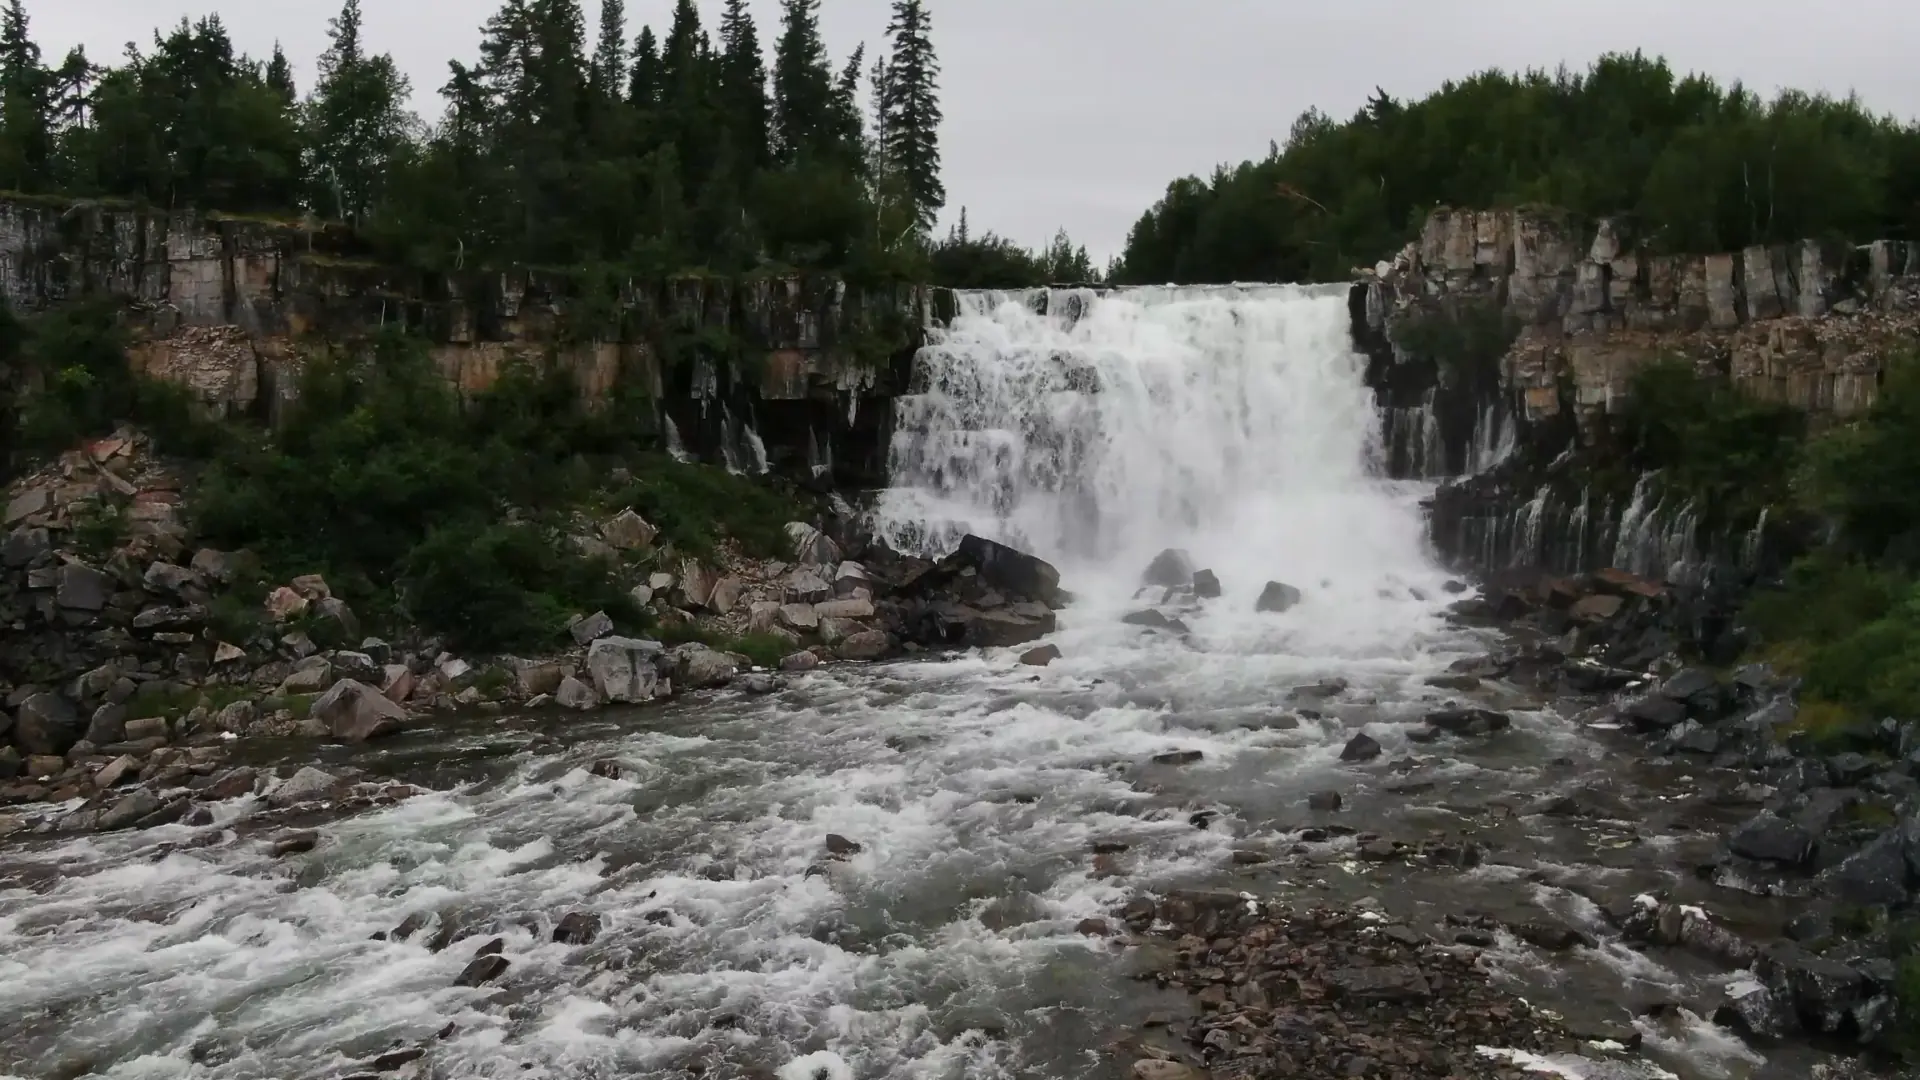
[1624,695,1689,731]
[142,562,201,595]
[586,637,665,704]
[1326,965,1430,1001]
[4,488,49,525]
[570,610,615,646]
[280,657,334,694]
[1308,791,1343,812]
[814,597,875,620]
[554,676,599,711]
[190,548,236,583]
[780,650,821,672]
[14,693,82,756]
[671,644,737,689]
[741,674,780,695]
[1730,812,1818,867]
[835,631,892,661]
[123,717,168,743]
[786,522,842,567]
[312,597,359,641]
[779,602,820,631]
[1340,732,1382,762]
[310,679,408,743]
[1821,830,1913,907]
[1256,580,1303,614]
[1191,568,1222,599]
[602,509,658,551]
[1019,644,1061,666]
[85,704,128,745]
[832,561,871,597]
[96,789,163,831]
[1425,707,1511,735]
[132,604,207,630]
[56,564,114,611]
[2,525,50,568]
[268,766,340,808]
[785,570,833,605]
[1142,548,1196,588]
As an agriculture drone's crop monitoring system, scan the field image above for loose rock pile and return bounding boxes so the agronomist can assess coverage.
[1113,890,1629,1080]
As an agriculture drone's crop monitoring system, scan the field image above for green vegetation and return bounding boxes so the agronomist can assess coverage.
[1735,354,1920,726]
[1115,52,1920,284]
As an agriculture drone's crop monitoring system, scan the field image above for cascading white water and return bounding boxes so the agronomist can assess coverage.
[873,285,1455,653]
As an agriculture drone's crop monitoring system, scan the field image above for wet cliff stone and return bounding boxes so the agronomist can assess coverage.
[954,535,1063,607]
[587,637,665,704]
[1819,828,1915,907]
[1019,644,1061,666]
[1729,812,1818,867]
[1191,568,1222,599]
[1256,581,1302,614]
[1340,732,1383,762]
[570,610,615,645]
[311,679,408,743]
[13,693,82,756]
[1142,548,1196,588]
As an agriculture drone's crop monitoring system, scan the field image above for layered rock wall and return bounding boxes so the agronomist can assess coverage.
[0,198,927,487]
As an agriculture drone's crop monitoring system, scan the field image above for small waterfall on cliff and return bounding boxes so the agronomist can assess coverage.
[874,285,1454,646]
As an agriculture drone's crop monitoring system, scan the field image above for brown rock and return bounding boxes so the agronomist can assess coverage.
[272,831,319,857]
[1018,644,1061,666]
[310,679,408,743]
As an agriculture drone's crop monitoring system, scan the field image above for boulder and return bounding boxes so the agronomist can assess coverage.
[1340,732,1382,762]
[1142,548,1196,588]
[330,651,380,683]
[142,562,200,595]
[948,605,1056,647]
[555,676,599,711]
[587,637,666,704]
[1019,644,1061,666]
[4,488,49,525]
[313,597,359,641]
[310,679,408,743]
[85,704,128,745]
[785,570,833,605]
[787,522,843,566]
[1729,812,1818,867]
[290,574,331,599]
[836,631,892,661]
[280,657,334,695]
[268,766,340,808]
[1122,609,1187,632]
[1255,581,1302,614]
[14,693,82,756]
[817,617,862,645]
[671,644,737,688]
[602,509,658,551]
[265,586,308,621]
[953,535,1063,608]
[1570,594,1624,623]
[190,548,236,583]
[780,650,822,672]
[570,610,615,645]
[832,561,871,598]
[2,525,49,567]
[748,600,783,634]
[515,662,567,699]
[1191,569,1222,599]
[380,665,415,704]
[814,597,875,621]
[56,564,113,611]
[779,603,820,631]
[708,576,745,614]
[675,559,717,609]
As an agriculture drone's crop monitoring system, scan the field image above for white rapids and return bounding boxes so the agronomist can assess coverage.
[0,285,1776,1080]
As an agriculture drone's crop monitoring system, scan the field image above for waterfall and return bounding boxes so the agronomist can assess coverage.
[664,418,695,464]
[873,285,1451,633]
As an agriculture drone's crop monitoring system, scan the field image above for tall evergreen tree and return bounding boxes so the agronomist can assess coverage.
[265,42,297,103]
[771,0,833,162]
[304,0,414,223]
[0,0,51,191]
[716,0,769,171]
[879,0,942,230]
[830,45,866,167]
[588,0,626,104]
[627,25,660,107]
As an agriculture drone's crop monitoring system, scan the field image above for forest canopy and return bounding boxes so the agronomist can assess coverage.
[1113,52,1920,286]
[0,0,1086,288]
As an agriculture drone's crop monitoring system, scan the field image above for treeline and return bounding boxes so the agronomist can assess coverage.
[0,0,1090,286]
[1115,52,1920,285]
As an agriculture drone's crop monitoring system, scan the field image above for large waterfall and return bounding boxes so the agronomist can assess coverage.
[873,285,1456,652]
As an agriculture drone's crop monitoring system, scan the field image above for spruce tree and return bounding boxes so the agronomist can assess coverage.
[0,0,50,191]
[880,0,942,230]
[265,43,297,103]
[627,25,660,107]
[771,0,833,162]
[589,0,626,104]
[716,0,769,170]
[305,0,414,223]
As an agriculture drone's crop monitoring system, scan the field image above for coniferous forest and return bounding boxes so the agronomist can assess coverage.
[1113,53,1920,285]
[0,0,1091,287]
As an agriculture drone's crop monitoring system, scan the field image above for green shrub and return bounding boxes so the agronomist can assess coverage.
[401,523,638,652]
[1610,359,1806,526]
[608,453,804,558]
[1808,354,1920,567]
[1744,553,1920,721]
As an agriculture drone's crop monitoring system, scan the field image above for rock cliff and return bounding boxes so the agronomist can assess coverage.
[0,197,928,488]
[1356,206,1920,581]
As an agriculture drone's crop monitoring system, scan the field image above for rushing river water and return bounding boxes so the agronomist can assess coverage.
[0,288,1840,1079]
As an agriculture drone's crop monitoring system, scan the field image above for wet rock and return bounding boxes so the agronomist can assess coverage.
[1231,850,1269,865]
[951,535,1064,608]
[1569,593,1623,623]
[1424,673,1481,691]
[824,834,862,858]
[1340,733,1382,762]
[587,637,665,704]
[1513,921,1595,951]
[1152,750,1203,766]
[553,911,601,945]
[1308,791,1343,812]
[554,676,599,711]
[1255,580,1303,614]
[1730,812,1818,867]
[1018,644,1061,666]
[1714,976,1794,1040]
[272,831,319,857]
[1130,1062,1208,1080]
[268,766,340,808]
[1142,548,1196,588]
[1291,678,1348,700]
[371,1047,426,1072]
[1820,829,1913,907]
[1623,694,1688,732]
[670,644,737,688]
[311,679,408,743]
[93,754,139,790]
[780,651,821,673]
[1191,569,1222,599]
[1122,608,1187,632]
[741,674,779,695]
[1423,707,1511,736]
[569,610,615,645]
[1075,917,1112,936]
[453,954,510,988]
[96,789,162,831]
[1326,965,1431,1001]
[836,631,893,661]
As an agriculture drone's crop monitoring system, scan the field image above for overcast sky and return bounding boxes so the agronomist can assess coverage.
[31,0,1920,261]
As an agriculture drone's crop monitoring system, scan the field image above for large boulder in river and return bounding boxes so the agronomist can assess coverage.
[1142,548,1195,589]
[13,692,82,755]
[587,637,666,704]
[1256,581,1303,614]
[952,535,1064,607]
[670,643,737,689]
[311,679,408,743]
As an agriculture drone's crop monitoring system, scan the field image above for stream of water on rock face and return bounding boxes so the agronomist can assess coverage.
[0,288,1827,1080]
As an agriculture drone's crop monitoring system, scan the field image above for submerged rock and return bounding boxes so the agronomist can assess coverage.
[1018,644,1061,666]
[1423,707,1512,736]
[1340,732,1382,762]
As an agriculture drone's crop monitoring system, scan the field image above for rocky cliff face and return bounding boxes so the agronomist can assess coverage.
[1356,206,1920,580]
[0,197,927,488]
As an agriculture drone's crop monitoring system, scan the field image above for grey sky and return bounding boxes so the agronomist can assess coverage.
[33,1,1920,261]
